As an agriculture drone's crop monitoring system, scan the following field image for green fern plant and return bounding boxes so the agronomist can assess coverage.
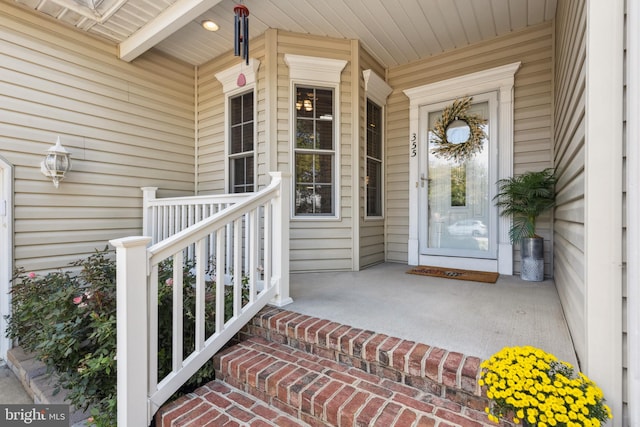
[493,168,557,244]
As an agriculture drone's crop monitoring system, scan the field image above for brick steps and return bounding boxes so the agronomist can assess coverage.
[155,379,308,426]
[156,307,500,427]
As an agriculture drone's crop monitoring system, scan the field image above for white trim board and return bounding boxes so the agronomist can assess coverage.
[0,156,13,360]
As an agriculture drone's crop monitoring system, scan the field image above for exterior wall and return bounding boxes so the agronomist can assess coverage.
[0,3,195,272]
[197,30,356,273]
[279,32,355,272]
[196,35,267,193]
[359,48,387,269]
[553,0,586,371]
[385,23,555,271]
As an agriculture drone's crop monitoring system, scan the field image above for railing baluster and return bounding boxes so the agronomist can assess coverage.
[249,208,257,303]
[195,241,206,352]
[226,221,233,276]
[215,229,225,333]
[148,264,159,395]
[233,218,242,317]
[172,252,183,373]
[263,201,272,290]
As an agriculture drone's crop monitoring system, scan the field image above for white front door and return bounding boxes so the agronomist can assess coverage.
[404,62,520,274]
[0,158,12,360]
[417,93,499,271]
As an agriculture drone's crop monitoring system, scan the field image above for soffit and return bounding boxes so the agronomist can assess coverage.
[12,0,557,67]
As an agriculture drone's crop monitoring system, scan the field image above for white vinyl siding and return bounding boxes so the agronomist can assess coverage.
[553,0,586,366]
[198,31,355,272]
[386,23,554,270]
[0,3,195,273]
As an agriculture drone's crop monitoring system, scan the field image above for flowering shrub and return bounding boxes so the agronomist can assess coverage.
[479,346,612,427]
[7,248,248,426]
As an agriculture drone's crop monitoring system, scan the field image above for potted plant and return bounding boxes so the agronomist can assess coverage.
[479,345,612,426]
[494,168,556,281]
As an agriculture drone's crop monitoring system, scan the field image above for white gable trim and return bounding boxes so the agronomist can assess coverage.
[403,62,520,274]
[284,54,347,83]
[363,69,392,106]
[215,59,260,95]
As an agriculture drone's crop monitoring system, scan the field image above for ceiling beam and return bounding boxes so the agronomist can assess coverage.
[118,0,224,62]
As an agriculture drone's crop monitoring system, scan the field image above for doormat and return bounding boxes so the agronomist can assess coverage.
[406,265,499,283]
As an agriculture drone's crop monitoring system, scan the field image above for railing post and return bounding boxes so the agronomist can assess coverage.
[109,236,152,427]
[141,187,158,240]
[269,172,293,307]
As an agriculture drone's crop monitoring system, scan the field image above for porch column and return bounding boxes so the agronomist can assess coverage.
[110,236,152,427]
[584,0,624,424]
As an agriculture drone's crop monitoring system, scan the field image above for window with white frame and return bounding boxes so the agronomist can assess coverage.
[285,54,347,218]
[294,86,334,215]
[366,99,383,217]
[214,59,260,194]
[229,91,254,193]
[362,69,392,219]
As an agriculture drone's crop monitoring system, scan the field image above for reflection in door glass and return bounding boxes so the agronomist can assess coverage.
[427,102,489,253]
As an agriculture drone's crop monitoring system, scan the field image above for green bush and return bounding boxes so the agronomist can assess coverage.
[6,248,247,426]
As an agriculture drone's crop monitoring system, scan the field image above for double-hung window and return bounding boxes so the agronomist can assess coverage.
[229,91,254,193]
[294,86,335,215]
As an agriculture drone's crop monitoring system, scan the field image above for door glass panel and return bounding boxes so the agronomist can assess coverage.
[426,101,490,255]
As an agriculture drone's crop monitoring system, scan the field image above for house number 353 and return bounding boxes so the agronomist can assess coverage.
[410,133,417,157]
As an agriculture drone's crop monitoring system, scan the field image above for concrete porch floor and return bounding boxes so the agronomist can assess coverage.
[287,262,579,368]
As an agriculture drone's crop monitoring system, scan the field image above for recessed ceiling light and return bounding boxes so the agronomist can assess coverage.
[201,20,219,31]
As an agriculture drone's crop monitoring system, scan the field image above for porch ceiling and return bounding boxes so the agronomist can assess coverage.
[12,0,556,67]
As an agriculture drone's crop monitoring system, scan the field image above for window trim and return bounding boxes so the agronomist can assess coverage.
[215,59,260,193]
[285,54,347,220]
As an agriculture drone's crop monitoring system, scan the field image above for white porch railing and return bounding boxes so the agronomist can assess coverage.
[110,172,292,426]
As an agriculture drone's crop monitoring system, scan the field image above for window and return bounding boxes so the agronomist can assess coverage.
[214,59,260,194]
[294,86,334,215]
[366,99,383,217]
[229,91,254,193]
[285,54,346,218]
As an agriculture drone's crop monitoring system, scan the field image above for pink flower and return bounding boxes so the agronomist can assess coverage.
[166,278,173,286]
[28,272,36,279]
[73,296,83,305]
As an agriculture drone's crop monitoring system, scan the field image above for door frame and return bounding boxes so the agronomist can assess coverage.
[0,156,13,360]
[403,62,521,274]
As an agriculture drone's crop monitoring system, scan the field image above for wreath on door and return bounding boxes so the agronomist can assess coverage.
[430,96,487,163]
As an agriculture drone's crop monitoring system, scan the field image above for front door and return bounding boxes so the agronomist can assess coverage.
[418,92,499,271]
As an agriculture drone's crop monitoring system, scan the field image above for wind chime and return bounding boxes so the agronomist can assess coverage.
[233,3,250,65]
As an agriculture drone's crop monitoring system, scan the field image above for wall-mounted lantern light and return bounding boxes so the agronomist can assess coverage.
[40,137,71,188]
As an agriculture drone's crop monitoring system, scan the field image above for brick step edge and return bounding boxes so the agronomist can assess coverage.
[238,307,484,404]
[155,379,310,426]
[214,336,493,427]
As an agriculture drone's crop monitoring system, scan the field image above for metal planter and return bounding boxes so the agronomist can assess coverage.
[520,237,544,281]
